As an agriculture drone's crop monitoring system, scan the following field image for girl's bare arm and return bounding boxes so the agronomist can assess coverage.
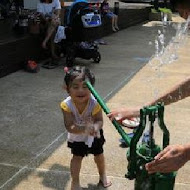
[93,110,103,129]
[62,110,85,134]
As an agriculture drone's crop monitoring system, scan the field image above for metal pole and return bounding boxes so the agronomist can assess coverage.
[114,2,119,15]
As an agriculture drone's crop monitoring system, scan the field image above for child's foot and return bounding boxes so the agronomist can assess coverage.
[98,176,112,188]
[98,180,112,188]
[71,187,82,190]
[71,184,82,190]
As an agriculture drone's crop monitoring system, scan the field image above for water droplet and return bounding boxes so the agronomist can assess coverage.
[149,41,152,45]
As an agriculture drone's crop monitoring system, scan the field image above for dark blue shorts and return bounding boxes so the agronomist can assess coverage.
[68,129,105,157]
[105,12,116,18]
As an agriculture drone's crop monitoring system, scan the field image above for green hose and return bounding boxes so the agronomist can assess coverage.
[86,81,131,146]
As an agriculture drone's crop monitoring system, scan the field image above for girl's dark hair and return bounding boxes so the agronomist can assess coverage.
[64,66,95,87]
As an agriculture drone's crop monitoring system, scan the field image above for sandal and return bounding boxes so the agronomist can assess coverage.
[98,180,112,188]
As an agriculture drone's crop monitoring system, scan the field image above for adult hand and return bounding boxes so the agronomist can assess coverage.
[107,107,140,123]
[145,145,190,173]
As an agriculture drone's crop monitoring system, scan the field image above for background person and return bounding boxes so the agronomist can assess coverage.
[100,0,119,32]
[37,0,61,58]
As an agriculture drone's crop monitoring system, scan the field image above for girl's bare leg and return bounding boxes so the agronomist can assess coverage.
[70,155,83,190]
[94,153,111,187]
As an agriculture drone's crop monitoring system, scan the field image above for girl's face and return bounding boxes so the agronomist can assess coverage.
[68,78,91,104]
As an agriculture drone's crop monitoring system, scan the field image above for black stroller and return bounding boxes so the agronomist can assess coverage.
[63,1,102,67]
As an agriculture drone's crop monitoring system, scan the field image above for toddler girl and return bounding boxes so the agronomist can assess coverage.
[60,66,112,190]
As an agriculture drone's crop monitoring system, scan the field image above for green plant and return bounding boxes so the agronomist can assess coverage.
[151,8,172,14]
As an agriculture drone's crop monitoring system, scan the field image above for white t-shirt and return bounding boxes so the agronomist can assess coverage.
[37,0,61,16]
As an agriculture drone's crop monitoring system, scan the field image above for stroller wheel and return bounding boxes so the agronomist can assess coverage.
[93,52,101,63]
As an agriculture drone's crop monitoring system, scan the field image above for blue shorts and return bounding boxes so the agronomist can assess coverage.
[68,129,105,157]
[105,12,116,18]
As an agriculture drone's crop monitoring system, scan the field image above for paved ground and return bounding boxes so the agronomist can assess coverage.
[0,14,190,190]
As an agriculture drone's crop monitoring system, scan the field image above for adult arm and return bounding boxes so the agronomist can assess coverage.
[108,77,190,121]
[53,0,61,16]
[37,2,43,14]
[146,76,190,107]
[37,2,46,20]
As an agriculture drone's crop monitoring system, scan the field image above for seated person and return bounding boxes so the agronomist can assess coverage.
[66,0,87,26]
[100,0,119,32]
[37,0,61,58]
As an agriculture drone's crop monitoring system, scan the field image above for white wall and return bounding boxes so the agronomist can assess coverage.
[24,0,38,10]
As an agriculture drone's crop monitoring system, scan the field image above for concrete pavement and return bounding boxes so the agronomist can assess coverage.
[0,15,190,190]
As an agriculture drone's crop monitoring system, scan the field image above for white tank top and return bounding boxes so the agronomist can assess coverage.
[62,94,100,147]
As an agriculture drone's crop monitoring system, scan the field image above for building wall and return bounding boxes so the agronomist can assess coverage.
[24,0,38,10]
